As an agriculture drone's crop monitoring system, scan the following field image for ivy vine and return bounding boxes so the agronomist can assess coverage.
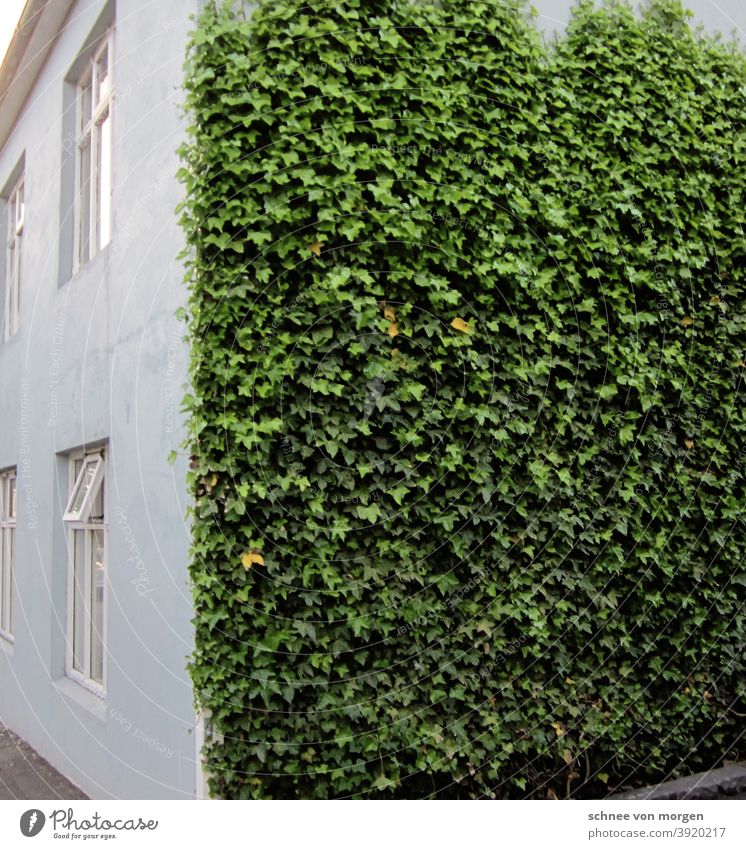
[179,0,746,798]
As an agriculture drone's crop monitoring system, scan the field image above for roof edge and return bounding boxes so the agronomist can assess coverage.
[0,0,77,156]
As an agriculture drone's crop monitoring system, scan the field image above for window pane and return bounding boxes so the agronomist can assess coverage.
[90,464,105,521]
[8,477,16,519]
[15,183,23,230]
[8,240,15,288]
[7,527,13,633]
[7,195,15,241]
[96,44,109,105]
[12,243,20,334]
[90,530,105,683]
[72,529,86,673]
[7,236,19,336]
[78,137,92,263]
[80,77,92,130]
[0,527,5,631]
[97,113,112,250]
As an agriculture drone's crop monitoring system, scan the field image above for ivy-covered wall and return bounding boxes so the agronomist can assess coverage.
[178,0,746,798]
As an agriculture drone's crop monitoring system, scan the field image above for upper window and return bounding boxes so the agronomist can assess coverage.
[0,468,17,640]
[64,449,106,689]
[75,32,112,268]
[4,174,23,339]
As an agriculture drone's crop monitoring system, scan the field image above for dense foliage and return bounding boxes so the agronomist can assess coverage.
[178,0,746,798]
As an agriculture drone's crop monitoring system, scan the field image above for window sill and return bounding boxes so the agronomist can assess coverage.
[54,674,107,722]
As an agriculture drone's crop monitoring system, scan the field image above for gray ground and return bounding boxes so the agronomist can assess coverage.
[0,725,87,800]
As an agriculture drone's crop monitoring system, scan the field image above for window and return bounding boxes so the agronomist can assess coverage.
[75,32,112,268]
[64,449,106,688]
[0,469,16,640]
[4,175,23,338]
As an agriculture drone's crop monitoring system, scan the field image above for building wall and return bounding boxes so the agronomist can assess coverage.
[0,0,200,799]
[0,0,742,801]
[533,0,746,41]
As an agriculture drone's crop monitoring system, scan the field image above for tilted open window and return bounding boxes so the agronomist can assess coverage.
[63,453,104,522]
[64,449,106,689]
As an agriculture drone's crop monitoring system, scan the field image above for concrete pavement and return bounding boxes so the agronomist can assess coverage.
[0,725,86,800]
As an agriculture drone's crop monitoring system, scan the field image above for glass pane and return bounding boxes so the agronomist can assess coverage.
[80,77,92,130]
[16,183,23,230]
[8,240,15,288]
[13,240,20,334]
[97,113,112,250]
[0,528,5,631]
[72,529,86,673]
[8,477,15,519]
[90,462,105,521]
[7,527,13,633]
[7,195,15,241]
[90,530,105,683]
[78,137,92,263]
[95,45,109,105]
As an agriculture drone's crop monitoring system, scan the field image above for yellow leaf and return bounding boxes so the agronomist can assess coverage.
[451,317,469,333]
[384,305,396,321]
[550,721,565,736]
[309,241,324,256]
[682,316,694,327]
[546,788,559,800]
[735,359,746,368]
[241,551,264,570]
[388,322,399,338]
[562,749,573,765]
[684,439,694,450]
[710,295,721,305]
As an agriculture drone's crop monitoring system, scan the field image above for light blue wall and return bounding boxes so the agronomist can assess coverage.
[0,0,202,799]
[532,0,746,41]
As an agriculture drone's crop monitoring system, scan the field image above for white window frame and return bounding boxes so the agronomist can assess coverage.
[0,468,17,641]
[74,31,113,270]
[4,175,23,339]
[64,449,107,693]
